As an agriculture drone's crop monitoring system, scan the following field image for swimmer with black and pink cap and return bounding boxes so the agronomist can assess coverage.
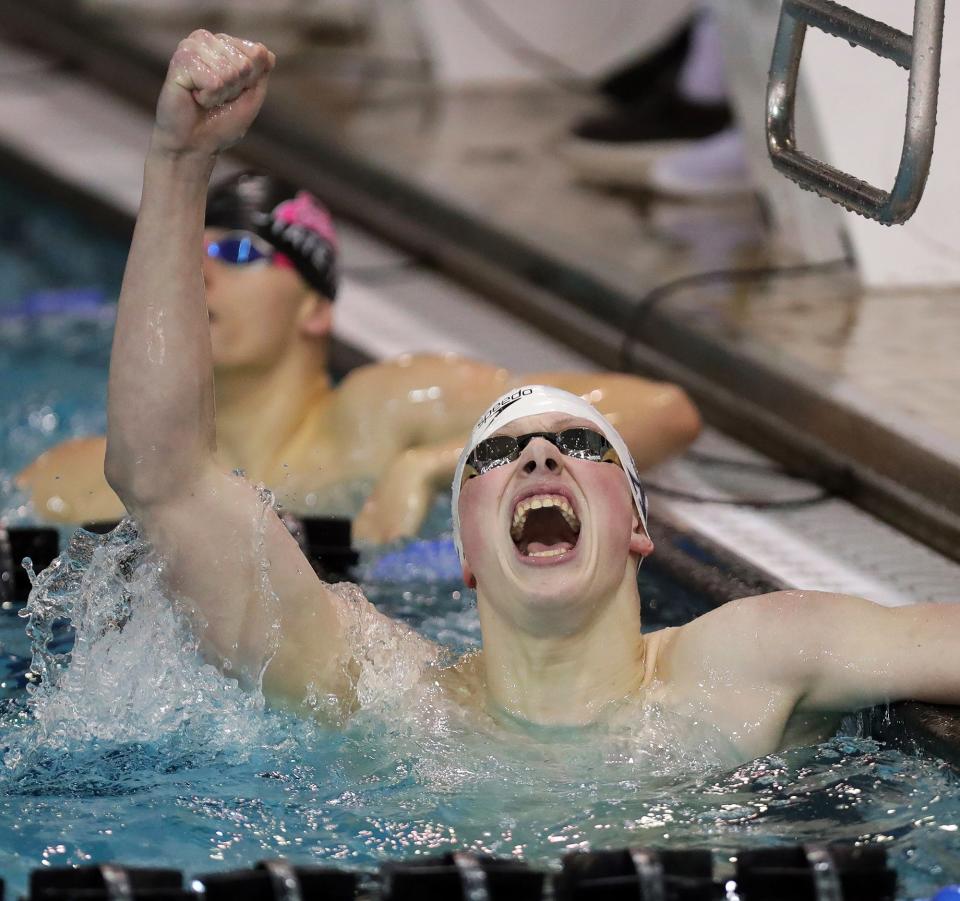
[204,171,339,302]
[101,29,960,757]
[20,168,700,539]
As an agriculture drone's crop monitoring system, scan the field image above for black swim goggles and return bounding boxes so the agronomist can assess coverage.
[462,428,620,482]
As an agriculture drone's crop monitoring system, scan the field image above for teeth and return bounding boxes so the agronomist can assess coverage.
[528,548,568,558]
[510,494,581,539]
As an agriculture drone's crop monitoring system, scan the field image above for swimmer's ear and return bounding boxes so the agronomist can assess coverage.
[298,292,333,339]
[461,561,478,590]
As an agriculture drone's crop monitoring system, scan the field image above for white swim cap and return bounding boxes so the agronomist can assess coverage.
[451,385,649,561]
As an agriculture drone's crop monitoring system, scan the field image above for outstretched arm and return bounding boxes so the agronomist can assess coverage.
[787,593,960,712]
[659,590,960,758]
[104,32,415,709]
[684,591,960,716]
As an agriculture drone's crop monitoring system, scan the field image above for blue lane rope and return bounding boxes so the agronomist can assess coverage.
[0,287,109,321]
[369,538,462,583]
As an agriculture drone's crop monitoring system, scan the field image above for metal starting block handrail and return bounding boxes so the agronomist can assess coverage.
[767,0,946,225]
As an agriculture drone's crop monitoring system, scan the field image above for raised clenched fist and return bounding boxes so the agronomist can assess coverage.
[152,30,276,157]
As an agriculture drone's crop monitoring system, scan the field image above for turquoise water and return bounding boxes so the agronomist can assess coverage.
[1,175,959,900]
[0,526,957,900]
[0,176,123,488]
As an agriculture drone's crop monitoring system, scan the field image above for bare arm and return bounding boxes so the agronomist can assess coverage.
[104,32,418,708]
[353,436,463,544]
[104,31,260,501]
[675,591,960,716]
[656,590,960,757]
[786,593,960,712]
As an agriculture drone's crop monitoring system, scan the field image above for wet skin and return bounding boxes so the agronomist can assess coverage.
[431,412,837,757]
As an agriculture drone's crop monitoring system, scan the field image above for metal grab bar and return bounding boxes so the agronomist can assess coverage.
[766,0,946,225]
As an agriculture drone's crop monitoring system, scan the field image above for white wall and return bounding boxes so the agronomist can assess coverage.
[413,0,696,85]
[800,0,960,288]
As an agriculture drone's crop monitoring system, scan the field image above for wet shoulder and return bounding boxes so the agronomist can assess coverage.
[655,592,829,687]
[335,355,510,420]
[435,651,485,701]
[328,359,420,441]
[337,352,489,392]
[17,435,122,523]
[19,434,108,479]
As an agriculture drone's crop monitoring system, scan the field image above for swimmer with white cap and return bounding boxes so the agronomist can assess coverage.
[104,31,960,761]
[451,384,650,564]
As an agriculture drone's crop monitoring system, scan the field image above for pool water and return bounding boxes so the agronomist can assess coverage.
[0,176,123,493]
[1,175,959,900]
[1,525,958,900]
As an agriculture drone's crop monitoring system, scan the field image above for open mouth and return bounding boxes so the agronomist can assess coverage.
[510,494,581,559]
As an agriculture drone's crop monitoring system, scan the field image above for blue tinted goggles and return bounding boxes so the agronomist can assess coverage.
[205,230,291,268]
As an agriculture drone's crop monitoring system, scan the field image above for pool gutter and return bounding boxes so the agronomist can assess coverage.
[873,703,960,774]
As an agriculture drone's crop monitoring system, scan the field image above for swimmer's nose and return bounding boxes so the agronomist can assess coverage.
[519,437,563,476]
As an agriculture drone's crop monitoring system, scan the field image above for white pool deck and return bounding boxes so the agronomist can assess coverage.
[1,37,958,607]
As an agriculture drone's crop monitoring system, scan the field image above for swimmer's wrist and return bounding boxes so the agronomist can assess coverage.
[382,449,433,495]
[402,446,456,491]
[146,138,219,171]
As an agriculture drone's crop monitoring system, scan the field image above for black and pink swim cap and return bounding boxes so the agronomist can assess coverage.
[206,171,339,301]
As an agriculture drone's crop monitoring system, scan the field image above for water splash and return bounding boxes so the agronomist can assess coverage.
[145,306,166,365]
[252,483,282,695]
[8,520,260,769]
